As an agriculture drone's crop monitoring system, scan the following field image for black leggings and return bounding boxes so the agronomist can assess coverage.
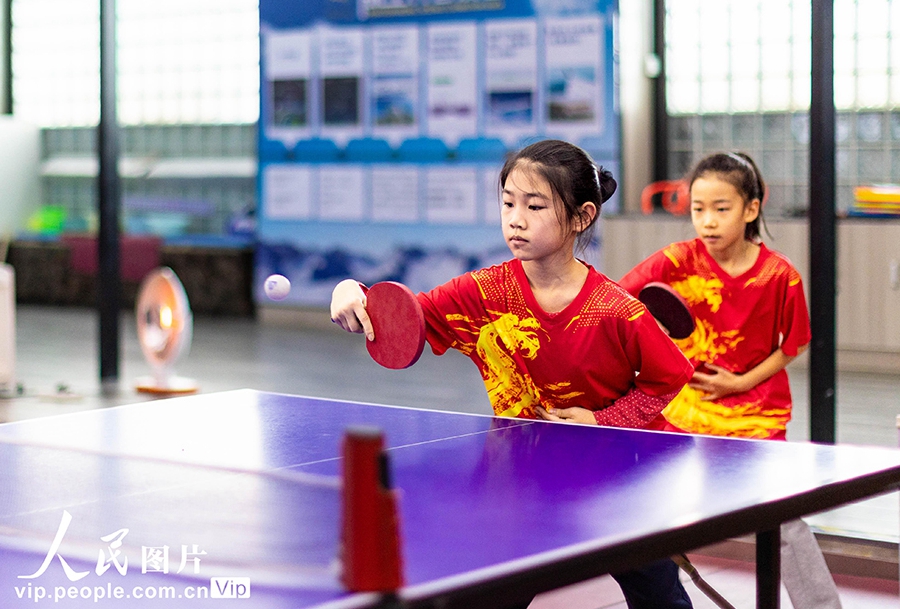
[504,558,692,609]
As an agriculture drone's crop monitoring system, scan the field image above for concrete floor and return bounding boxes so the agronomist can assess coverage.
[6,305,900,448]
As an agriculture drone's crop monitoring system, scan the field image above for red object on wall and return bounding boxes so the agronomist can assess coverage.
[340,427,405,592]
[61,234,162,283]
[640,180,691,215]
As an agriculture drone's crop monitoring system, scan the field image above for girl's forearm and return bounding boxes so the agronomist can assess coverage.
[737,346,804,392]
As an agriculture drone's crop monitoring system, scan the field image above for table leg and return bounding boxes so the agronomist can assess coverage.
[756,527,781,609]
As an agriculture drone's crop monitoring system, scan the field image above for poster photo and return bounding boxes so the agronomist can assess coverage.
[263,29,313,147]
[426,21,478,145]
[371,25,420,144]
[319,26,366,145]
[372,166,421,222]
[484,19,539,145]
[544,15,604,139]
[262,164,313,220]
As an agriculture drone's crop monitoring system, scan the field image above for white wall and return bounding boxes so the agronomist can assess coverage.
[0,117,41,238]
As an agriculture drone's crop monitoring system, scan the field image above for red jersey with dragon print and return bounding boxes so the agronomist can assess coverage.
[417,259,693,421]
[619,238,811,439]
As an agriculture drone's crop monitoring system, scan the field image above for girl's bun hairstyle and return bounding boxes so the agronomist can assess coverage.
[595,165,617,204]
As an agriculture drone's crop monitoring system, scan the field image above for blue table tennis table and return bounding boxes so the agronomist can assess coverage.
[1,389,899,609]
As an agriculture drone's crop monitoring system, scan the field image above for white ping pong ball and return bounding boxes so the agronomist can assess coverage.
[264,274,291,301]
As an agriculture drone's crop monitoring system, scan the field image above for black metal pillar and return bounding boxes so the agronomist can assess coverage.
[756,528,781,608]
[809,0,837,444]
[651,0,667,182]
[98,0,120,390]
[2,0,11,114]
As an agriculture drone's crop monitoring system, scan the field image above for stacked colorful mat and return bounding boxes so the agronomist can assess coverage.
[851,185,900,217]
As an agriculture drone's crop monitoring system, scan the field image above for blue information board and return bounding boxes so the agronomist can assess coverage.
[256,0,620,306]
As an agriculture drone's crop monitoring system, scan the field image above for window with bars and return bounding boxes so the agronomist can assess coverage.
[667,0,900,114]
[665,0,900,216]
[11,0,260,127]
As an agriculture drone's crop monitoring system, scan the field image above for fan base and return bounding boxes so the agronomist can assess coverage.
[135,375,199,395]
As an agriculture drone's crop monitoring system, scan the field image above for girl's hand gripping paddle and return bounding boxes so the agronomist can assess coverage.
[638,282,695,340]
[365,281,427,369]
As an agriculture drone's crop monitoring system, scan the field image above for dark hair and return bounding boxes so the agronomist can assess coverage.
[686,151,766,241]
[499,139,617,251]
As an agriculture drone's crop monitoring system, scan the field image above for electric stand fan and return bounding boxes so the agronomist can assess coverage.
[134,267,198,394]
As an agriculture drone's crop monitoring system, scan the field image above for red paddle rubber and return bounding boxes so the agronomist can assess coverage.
[365,281,426,369]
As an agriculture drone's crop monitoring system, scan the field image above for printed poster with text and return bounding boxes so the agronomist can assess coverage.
[257,0,619,307]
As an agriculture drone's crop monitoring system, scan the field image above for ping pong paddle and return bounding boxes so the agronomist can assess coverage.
[638,282,695,340]
[365,281,426,370]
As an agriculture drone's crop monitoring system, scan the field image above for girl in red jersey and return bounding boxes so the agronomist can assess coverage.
[619,151,841,609]
[332,139,694,608]
[620,152,808,440]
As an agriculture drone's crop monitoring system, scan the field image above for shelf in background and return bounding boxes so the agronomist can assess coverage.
[40,156,257,179]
